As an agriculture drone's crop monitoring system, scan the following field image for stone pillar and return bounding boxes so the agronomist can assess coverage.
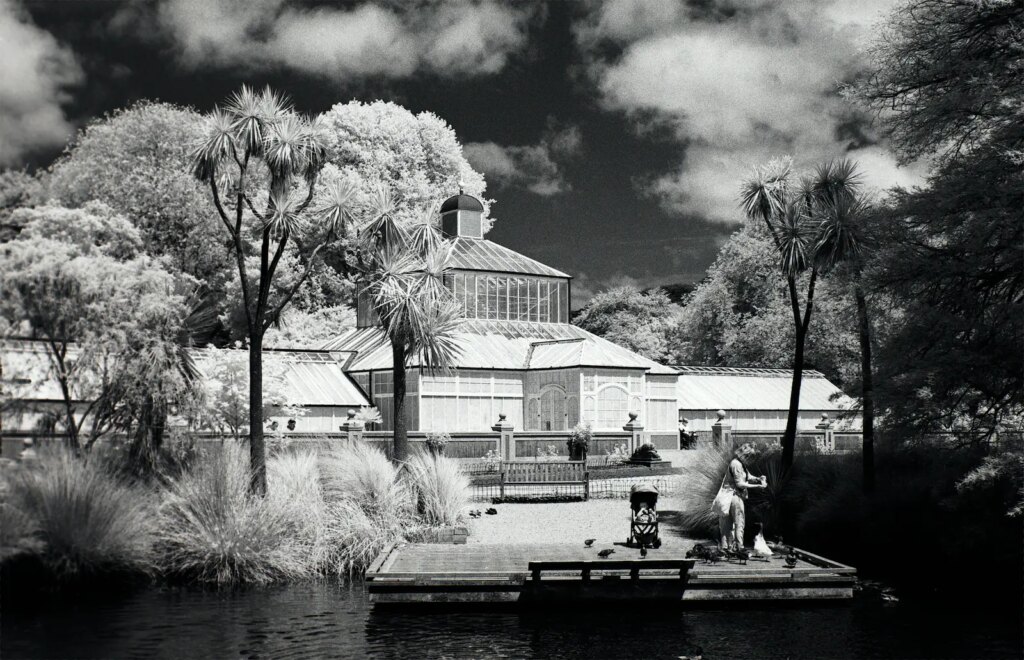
[712,409,732,449]
[492,413,515,461]
[816,413,834,452]
[622,412,645,453]
[339,410,365,443]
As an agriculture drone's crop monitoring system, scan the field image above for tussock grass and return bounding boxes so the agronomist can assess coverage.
[675,440,733,538]
[4,447,154,578]
[317,442,416,575]
[155,442,312,585]
[405,452,468,527]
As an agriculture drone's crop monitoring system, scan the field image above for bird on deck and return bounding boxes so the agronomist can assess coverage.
[784,554,798,568]
[597,548,615,559]
[753,531,773,559]
[727,546,750,563]
[640,546,648,558]
[485,507,497,515]
[584,539,596,547]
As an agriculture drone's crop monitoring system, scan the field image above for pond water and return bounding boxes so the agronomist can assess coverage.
[2,582,1021,659]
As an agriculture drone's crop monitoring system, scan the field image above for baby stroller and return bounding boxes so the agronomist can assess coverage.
[628,483,662,548]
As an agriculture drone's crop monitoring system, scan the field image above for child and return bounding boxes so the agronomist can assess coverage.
[635,501,657,524]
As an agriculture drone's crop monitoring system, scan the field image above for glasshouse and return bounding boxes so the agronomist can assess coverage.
[323,192,682,448]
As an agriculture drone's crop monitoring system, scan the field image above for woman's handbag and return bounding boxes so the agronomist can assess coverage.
[711,473,732,517]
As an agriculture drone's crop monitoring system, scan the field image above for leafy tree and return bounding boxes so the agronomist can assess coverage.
[573,286,682,363]
[197,345,302,440]
[358,189,462,462]
[739,159,864,472]
[0,205,195,454]
[852,0,1024,162]
[46,102,232,289]
[672,221,862,387]
[853,0,1023,441]
[868,127,1023,439]
[320,101,492,231]
[0,169,43,239]
[191,86,354,495]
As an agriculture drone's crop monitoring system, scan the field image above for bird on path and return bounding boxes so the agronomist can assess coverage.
[785,553,798,568]
[485,507,497,515]
[584,539,596,547]
[640,546,647,558]
[597,548,615,559]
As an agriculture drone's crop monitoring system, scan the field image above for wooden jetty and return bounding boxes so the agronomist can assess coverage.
[366,543,856,605]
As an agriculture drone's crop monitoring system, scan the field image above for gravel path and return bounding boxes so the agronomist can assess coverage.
[464,496,698,549]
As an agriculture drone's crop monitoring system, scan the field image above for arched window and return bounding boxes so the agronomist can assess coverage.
[595,385,629,430]
[539,385,567,431]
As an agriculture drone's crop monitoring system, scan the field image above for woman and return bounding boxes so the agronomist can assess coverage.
[718,444,766,551]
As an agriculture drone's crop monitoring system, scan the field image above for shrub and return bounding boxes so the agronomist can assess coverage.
[155,442,311,584]
[3,447,154,578]
[425,431,451,455]
[608,443,630,465]
[482,449,501,473]
[267,450,332,574]
[405,452,469,526]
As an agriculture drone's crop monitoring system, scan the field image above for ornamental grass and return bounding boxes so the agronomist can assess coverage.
[2,447,155,579]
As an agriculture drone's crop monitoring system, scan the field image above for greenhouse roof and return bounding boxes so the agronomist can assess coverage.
[671,365,855,412]
[322,320,677,374]
[450,237,570,278]
[192,349,369,408]
[0,340,369,409]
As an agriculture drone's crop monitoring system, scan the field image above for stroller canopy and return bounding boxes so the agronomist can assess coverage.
[629,483,659,507]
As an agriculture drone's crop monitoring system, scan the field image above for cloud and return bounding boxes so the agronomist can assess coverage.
[0,0,82,166]
[464,124,581,196]
[576,0,926,223]
[147,0,535,79]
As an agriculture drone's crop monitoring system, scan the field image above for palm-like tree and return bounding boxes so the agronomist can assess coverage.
[813,163,876,493]
[357,189,462,463]
[740,158,863,474]
[192,86,354,495]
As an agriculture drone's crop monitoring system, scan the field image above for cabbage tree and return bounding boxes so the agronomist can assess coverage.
[357,188,461,463]
[191,86,354,495]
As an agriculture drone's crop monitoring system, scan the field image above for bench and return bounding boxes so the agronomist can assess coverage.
[528,559,695,582]
[500,460,589,500]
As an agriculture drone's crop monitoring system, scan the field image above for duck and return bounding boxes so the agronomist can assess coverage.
[753,531,773,559]
[597,548,615,558]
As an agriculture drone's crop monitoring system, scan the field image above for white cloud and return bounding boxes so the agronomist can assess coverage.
[0,0,81,165]
[577,0,926,223]
[464,125,581,197]
[151,0,534,79]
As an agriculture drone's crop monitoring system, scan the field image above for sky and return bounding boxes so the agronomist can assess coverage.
[2,0,927,306]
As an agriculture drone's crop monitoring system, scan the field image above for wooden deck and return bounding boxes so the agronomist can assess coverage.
[366,543,856,605]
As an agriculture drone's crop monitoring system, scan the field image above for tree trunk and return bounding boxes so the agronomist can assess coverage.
[781,328,805,473]
[248,333,267,496]
[854,281,875,493]
[392,341,408,464]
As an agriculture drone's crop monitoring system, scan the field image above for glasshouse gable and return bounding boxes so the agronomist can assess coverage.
[323,192,682,448]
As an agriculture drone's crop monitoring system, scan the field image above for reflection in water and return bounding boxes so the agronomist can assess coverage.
[2,581,1021,659]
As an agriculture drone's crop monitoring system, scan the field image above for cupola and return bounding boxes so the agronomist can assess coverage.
[440,186,484,239]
